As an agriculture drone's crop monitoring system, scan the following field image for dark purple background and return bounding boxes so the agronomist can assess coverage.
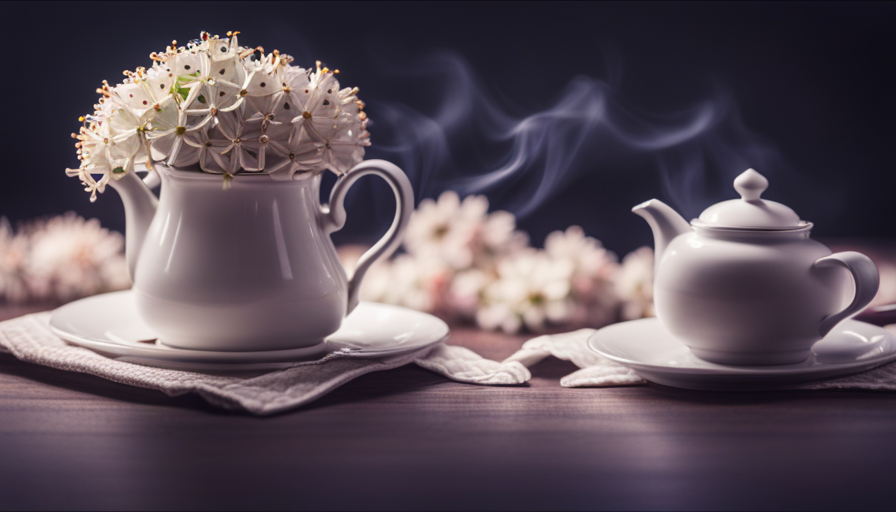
[1,1,894,256]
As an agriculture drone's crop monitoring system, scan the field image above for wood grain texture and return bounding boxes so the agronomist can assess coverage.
[1,308,896,510]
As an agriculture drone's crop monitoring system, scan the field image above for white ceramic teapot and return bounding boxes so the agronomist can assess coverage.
[109,160,413,352]
[633,169,879,365]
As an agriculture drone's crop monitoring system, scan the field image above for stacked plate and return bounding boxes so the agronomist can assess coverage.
[49,291,449,372]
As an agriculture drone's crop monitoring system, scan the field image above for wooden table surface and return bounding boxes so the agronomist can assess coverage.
[1,305,896,510]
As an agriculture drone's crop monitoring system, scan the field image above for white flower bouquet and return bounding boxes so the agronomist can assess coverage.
[67,31,369,199]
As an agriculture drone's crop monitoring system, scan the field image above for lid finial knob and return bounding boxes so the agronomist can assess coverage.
[734,168,768,203]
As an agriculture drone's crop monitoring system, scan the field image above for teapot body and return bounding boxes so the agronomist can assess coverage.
[655,228,851,365]
[635,169,879,366]
[133,170,348,351]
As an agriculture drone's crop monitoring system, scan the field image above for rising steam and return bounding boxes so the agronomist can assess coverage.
[365,52,784,219]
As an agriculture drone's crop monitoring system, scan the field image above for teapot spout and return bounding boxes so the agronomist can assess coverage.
[108,171,159,280]
[632,199,691,273]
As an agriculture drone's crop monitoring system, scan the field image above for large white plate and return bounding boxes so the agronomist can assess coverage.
[49,291,449,371]
[588,318,896,390]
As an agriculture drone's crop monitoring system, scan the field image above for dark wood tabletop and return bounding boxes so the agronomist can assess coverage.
[1,305,896,511]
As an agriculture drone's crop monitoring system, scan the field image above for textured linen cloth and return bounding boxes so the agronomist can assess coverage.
[2,313,895,415]
[0,313,530,415]
[504,329,646,387]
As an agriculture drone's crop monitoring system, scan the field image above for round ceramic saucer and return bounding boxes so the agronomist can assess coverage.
[49,291,449,371]
[588,318,896,390]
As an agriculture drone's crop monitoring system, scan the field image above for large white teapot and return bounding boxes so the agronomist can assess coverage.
[109,160,413,352]
[634,169,879,365]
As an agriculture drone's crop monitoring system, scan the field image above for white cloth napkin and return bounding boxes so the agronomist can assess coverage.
[504,329,646,387]
[0,313,530,415]
[2,313,895,415]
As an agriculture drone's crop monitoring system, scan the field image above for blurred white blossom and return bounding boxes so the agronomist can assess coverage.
[477,249,575,333]
[449,268,490,317]
[544,226,621,328]
[0,219,31,303]
[615,246,655,321]
[870,258,896,307]
[341,190,658,333]
[361,254,453,316]
[0,214,130,304]
[404,191,527,270]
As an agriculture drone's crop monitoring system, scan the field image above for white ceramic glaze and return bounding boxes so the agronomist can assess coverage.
[48,290,449,371]
[694,169,803,229]
[633,169,880,365]
[108,160,413,352]
[588,317,896,390]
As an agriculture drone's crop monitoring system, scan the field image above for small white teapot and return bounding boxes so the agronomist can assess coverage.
[109,160,413,352]
[634,169,879,365]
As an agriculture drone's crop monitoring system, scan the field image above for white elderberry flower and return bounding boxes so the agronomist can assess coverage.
[480,210,523,253]
[105,108,146,174]
[168,48,209,88]
[211,111,264,172]
[292,63,342,137]
[405,191,528,272]
[24,214,130,302]
[404,191,477,268]
[265,124,323,180]
[477,250,575,333]
[0,218,31,303]
[359,254,452,315]
[615,246,655,321]
[545,226,621,327]
[545,226,617,278]
[146,96,200,166]
[68,120,113,202]
[208,32,241,63]
[449,268,491,317]
[140,65,177,113]
[313,119,369,175]
[280,66,314,117]
[182,124,231,175]
[110,80,161,119]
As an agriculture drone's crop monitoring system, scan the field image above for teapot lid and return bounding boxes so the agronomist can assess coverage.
[693,169,805,230]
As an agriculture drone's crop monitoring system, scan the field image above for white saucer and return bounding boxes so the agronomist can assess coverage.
[588,318,896,390]
[49,291,449,371]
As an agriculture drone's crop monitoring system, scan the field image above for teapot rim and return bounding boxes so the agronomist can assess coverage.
[152,163,319,183]
[691,219,813,233]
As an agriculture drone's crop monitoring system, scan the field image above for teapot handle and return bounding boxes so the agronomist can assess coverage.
[320,160,414,314]
[814,251,880,337]
[141,167,162,188]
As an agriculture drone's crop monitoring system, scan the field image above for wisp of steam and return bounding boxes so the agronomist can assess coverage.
[365,52,785,220]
